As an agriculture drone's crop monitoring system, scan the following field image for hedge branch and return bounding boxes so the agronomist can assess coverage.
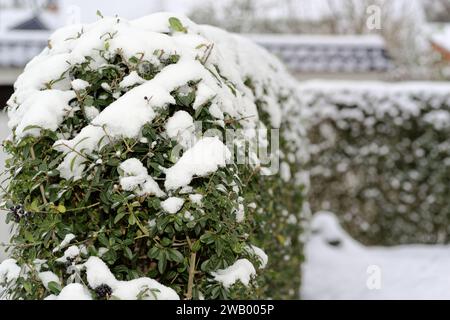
[30,145,48,205]
[186,252,196,300]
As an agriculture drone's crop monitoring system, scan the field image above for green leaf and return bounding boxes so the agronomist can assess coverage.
[147,247,159,259]
[98,233,109,247]
[167,248,184,263]
[128,214,136,226]
[114,212,126,224]
[191,240,201,252]
[24,230,34,243]
[168,17,187,33]
[56,204,66,213]
[160,237,172,247]
[158,252,167,274]
[124,247,133,260]
[47,281,62,295]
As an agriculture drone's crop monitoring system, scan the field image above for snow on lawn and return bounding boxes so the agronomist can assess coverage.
[302,211,450,300]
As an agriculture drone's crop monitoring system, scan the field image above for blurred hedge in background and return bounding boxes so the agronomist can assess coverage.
[304,81,450,245]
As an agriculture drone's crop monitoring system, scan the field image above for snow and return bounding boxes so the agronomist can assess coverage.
[211,259,256,288]
[84,106,100,121]
[302,212,450,300]
[38,271,61,290]
[119,71,145,88]
[52,283,92,300]
[84,256,118,289]
[245,245,268,269]
[247,34,386,47]
[188,194,203,205]
[119,158,165,197]
[7,89,76,138]
[423,110,450,130]
[71,79,90,91]
[52,233,76,253]
[300,80,450,94]
[161,197,185,214]
[165,110,195,149]
[56,245,80,263]
[84,256,179,300]
[164,137,231,191]
[0,259,20,283]
[280,162,291,182]
[235,202,245,223]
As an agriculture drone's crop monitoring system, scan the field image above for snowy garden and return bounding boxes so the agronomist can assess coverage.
[1,1,450,301]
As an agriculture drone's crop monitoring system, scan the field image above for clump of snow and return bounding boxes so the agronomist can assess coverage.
[7,90,76,138]
[0,259,21,283]
[165,110,195,148]
[165,137,231,191]
[38,271,60,290]
[211,259,256,288]
[84,256,118,289]
[119,158,165,197]
[56,245,80,263]
[235,202,245,223]
[52,283,92,300]
[189,193,203,205]
[52,233,76,253]
[245,245,268,269]
[119,71,145,88]
[161,197,185,214]
[71,79,90,91]
[183,211,194,221]
[84,106,100,121]
[84,256,179,300]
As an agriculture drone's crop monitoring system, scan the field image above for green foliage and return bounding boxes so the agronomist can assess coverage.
[169,17,187,33]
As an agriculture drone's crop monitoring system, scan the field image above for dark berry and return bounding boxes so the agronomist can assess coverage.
[95,284,112,298]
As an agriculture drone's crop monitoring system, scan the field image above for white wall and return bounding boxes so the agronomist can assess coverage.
[0,112,10,261]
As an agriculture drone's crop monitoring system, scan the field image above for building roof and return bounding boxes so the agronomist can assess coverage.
[247,34,394,73]
[10,15,50,30]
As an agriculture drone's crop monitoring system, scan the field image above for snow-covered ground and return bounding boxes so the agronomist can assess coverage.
[302,212,450,300]
[0,112,10,261]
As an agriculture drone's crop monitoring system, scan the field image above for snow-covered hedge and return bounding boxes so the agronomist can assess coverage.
[304,81,450,245]
[0,13,308,299]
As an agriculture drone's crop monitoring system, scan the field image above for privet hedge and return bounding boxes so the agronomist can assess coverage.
[304,81,450,245]
[0,13,309,300]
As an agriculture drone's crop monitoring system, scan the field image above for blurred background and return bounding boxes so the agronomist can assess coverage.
[0,0,449,99]
[1,0,450,299]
